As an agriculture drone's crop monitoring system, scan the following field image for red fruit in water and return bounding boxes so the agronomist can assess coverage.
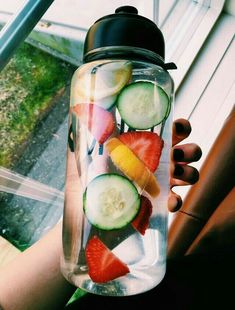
[85,236,130,283]
[72,103,115,144]
[119,131,164,172]
[131,195,153,235]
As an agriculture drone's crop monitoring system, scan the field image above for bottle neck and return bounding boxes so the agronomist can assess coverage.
[83,46,177,71]
[83,46,164,66]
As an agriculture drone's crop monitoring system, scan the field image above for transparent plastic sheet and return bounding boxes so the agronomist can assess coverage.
[0,167,64,249]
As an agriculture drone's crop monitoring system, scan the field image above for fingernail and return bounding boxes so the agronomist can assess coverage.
[191,169,200,184]
[174,165,184,177]
[173,149,184,161]
[175,122,184,134]
[173,199,182,212]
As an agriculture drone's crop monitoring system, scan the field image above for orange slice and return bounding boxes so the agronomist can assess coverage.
[106,138,160,197]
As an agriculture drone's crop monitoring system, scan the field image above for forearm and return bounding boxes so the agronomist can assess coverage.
[0,223,76,310]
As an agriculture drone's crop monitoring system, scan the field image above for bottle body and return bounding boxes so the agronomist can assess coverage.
[61,57,174,296]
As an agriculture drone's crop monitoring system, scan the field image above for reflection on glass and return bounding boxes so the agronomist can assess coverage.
[0,190,63,250]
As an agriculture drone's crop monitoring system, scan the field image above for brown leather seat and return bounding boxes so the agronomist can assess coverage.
[168,105,235,258]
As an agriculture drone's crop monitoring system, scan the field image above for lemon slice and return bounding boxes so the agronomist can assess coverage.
[106,138,160,197]
[73,60,132,105]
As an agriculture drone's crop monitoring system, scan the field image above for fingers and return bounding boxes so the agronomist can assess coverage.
[172,143,202,163]
[170,164,200,187]
[168,164,200,213]
[172,118,191,146]
[169,118,202,213]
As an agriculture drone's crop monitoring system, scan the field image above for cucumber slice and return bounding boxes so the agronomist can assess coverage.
[117,81,169,130]
[84,173,140,230]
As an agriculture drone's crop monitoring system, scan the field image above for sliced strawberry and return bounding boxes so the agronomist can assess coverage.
[72,103,115,144]
[119,131,164,172]
[131,195,153,235]
[85,236,129,283]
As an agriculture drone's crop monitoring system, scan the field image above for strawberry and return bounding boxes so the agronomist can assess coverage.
[119,131,164,172]
[131,195,153,235]
[72,103,115,144]
[85,236,130,283]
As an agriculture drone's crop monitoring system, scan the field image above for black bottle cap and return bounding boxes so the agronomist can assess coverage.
[83,6,165,63]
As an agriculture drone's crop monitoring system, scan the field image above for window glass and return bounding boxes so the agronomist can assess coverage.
[44,0,154,28]
[0,0,228,246]
[0,0,25,13]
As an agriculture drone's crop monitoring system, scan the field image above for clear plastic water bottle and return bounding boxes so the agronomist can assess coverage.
[61,6,176,296]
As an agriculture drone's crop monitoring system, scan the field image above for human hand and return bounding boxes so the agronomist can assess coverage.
[168,118,202,212]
